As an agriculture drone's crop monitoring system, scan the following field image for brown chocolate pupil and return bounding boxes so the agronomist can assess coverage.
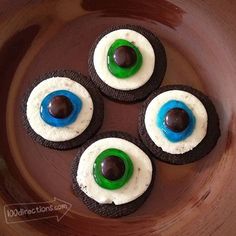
[113,46,137,68]
[165,108,189,132]
[48,95,73,119]
[101,156,125,181]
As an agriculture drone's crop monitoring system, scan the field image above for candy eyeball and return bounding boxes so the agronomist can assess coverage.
[22,70,104,150]
[89,25,167,103]
[139,85,220,165]
[72,131,155,218]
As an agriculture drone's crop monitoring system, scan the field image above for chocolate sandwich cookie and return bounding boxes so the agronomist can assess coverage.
[88,25,167,103]
[22,70,104,150]
[138,85,220,165]
[72,131,155,218]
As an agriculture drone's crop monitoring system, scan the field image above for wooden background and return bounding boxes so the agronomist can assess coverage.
[0,0,236,235]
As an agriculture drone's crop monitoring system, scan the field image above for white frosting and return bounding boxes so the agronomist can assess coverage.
[26,77,93,142]
[77,138,153,205]
[145,90,208,154]
[93,29,155,91]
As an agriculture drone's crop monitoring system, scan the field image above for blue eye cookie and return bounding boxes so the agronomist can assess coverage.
[156,100,196,142]
[23,70,104,150]
[40,90,82,127]
[139,85,220,165]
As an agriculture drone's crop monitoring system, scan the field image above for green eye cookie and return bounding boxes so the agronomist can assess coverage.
[89,25,167,103]
[93,148,133,190]
[107,39,143,79]
[73,132,154,217]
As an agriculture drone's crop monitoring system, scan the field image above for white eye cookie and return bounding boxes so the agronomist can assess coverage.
[145,90,208,154]
[77,137,153,205]
[93,29,155,91]
[26,77,94,142]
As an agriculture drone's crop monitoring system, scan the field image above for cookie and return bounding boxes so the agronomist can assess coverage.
[139,85,220,165]
[88,25,167,103]
[71,131,155,218]
[22,70,104,150]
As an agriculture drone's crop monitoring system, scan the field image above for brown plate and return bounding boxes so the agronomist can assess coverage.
[0,1,236,235]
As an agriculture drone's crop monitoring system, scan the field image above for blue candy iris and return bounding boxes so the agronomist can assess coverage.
[40,90,82,127]
[156,100,195,142]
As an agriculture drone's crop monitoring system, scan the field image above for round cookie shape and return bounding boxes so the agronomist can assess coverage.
[88,25,167,103]
[138,85,220,165]
[22,70,104,150]
[72,131,155,218]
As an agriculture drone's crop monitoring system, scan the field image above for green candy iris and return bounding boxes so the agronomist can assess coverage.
[107,39,143,79]
[93,148,133,190]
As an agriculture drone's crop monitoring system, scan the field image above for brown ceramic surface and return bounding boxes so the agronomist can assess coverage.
[0,1,235,235]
